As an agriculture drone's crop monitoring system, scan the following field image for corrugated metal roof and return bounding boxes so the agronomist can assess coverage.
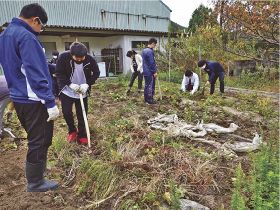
[47,24,168,34]
[0,0,170,33]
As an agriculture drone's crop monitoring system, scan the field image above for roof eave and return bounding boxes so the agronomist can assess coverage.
[0,22,169,36]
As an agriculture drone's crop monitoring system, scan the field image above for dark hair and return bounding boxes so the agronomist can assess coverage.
[148,38,157,45]
[185,70,193,77]
[70,42,87,57]
[198,60,207,67]
[126,50,137,58]
[52,50,59,56]
[19,3,48,24]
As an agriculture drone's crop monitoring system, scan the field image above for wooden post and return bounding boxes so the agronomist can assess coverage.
[168,48,171,82]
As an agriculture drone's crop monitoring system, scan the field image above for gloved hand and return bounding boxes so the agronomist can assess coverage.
[153,73,157,78]
[190,90,195,95]
[69,83,80,93]
[47,106,59,122]
[79,83,89,94]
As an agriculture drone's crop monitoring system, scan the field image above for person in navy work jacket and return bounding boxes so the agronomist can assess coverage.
[198,60,225,95]
[142,38,158,105]
[0,3,59,192]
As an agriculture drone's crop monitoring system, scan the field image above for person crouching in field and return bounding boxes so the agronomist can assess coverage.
[181,69,199,95]
[126,50,143,95]
[198,60,225,95]
[56,42,100,145]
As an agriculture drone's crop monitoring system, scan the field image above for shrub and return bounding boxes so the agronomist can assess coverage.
[231,137,279,209]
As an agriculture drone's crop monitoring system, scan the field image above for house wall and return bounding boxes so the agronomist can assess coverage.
[122,35,168,73]
[39,35,168,75]
[0,1,170,76]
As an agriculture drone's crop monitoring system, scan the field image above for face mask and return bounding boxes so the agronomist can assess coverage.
[53,56,57,59]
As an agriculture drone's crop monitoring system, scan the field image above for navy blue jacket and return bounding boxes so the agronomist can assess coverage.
[0,18,55,108]
[142,47,157,76]
[205,61,225,83]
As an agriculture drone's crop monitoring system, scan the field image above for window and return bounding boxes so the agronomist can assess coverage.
[41,42,57,60]
[65,42,90,52]
[131,41,148,51]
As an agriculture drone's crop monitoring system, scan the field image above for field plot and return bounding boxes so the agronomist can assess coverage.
[0,78,278,210]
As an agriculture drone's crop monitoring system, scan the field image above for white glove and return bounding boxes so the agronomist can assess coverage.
[69,83,80,93]
[47,106,60,122]
[190,90,195,95]
[79,83,89,94]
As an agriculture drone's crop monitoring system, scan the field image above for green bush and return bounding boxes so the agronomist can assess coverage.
[225,67,279,90]
[231,139,279,209]
[158,70,184,84]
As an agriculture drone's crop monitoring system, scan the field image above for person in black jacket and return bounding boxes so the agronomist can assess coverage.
[48,50,60,97]
[48,63,59,97]
[56,42,100,145]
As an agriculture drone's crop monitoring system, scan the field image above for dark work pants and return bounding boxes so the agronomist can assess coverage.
[144,75,156,103]
[128,71,143,90]
[210,71,225,94]
[52,77,59,97]
[60,93,88,138]
[14,102,54,164]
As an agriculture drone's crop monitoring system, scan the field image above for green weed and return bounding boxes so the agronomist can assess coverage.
[49,134,74,167]
[77,158,119,201]
[231,138,279,209]
[231,164,248,210]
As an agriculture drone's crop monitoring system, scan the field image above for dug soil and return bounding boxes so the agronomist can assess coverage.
[0,138,83,210]
[0,80,278,209]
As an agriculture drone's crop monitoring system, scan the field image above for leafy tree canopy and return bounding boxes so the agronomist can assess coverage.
[187,4,216,34]
[213,0,279,64]
[168,20,186,33]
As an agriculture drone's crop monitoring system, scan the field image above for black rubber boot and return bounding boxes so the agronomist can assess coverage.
[26,162,59,192]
